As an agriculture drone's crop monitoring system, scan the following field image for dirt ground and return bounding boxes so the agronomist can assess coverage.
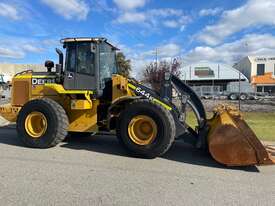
[201,99,275,112]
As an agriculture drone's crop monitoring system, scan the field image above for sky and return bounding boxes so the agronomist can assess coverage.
[0,0,275,77]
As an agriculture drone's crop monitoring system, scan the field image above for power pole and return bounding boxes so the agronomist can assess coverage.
[239,71,241,111]
[155,48,158,70]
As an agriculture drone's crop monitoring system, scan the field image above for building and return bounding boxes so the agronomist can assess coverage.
[234,56,275,94]
[0,64,44,82]
[180,62,248,95]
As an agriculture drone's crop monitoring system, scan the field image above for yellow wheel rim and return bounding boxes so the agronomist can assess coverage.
[24,112,48,138]
[128,115,157,146]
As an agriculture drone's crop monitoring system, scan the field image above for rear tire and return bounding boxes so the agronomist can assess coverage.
[239,93,247,101]
[16,98,69,148]
[229,93,238,100]
[116,99,176,158]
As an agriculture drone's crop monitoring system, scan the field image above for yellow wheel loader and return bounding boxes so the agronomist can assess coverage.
[0,37,274,166]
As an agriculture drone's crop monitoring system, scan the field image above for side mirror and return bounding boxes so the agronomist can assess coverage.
[45,60,54,72]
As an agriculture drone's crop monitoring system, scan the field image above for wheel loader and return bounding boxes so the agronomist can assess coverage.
[0,37,274,166]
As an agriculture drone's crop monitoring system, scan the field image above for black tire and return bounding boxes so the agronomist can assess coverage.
[228,93,238,100]
[16,98,69,148]
[116,99,176,158]
[239,93,247,101]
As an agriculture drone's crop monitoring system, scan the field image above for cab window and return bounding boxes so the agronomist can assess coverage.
[77,43,95,75]
[66,45,76,72]
[99,42,117,87]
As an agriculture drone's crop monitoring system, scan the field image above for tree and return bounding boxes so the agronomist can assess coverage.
[142,58,181,92]
[116,52,131,78]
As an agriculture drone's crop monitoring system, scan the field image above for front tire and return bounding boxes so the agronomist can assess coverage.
[16,98,69,148]
[116,99,176,158]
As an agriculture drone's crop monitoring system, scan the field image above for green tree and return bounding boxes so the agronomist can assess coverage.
[116,52,131,78]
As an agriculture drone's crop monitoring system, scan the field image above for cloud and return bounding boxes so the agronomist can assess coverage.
[157,43,182,57]
[148,8,184,17]
[197,0,275,45]
[93,0,117,13]
[122,42,182,79]
[115,8,191,31]
[0,3,21,20]
[41,0,90,20]
[163,20,179,28]
[116,12,146,23]
[142,43,181,59]
[0,48,25,59]
[113,0,147,10]
[0,36,47,60]
[22,44,44,53]
[199,7,222,16]
[185,34,275,64]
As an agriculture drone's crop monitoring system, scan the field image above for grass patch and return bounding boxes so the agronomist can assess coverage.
[185,111,275,142]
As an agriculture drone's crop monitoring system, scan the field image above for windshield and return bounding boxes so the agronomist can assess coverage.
[99,42,117,88]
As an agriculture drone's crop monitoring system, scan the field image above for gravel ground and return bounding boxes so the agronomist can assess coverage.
[0,127,274,206]
[201,99,275,112]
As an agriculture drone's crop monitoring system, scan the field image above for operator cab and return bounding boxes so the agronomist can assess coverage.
[60,37,118,96]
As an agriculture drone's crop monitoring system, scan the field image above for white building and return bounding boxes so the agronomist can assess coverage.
[180,62,248,94]
[234,56,275,94]
[0,64,44,82]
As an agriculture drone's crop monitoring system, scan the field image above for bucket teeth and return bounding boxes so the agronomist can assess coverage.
[207,104,275,166]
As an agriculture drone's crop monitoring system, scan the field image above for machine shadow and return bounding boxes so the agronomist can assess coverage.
[61,134,260,172]
[0,125,25,147]
[62,134,129,157]
[0,127,259,172]
[163,141,260,172]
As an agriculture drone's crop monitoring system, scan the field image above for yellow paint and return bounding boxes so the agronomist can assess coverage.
[44,83,94,95]
[67,100,99,132]
[128,115,157,145]
[0,104,21,122]
[13,74,32,79]
[24,111,48,138]
[31,84,59,96]
[3,70,171,135]
[152,98,172,111]
[127,83,172,111]
[112,75,132,101]
[127,83,137,90]
[14,74,56,79]
[207,105,241,141]
[71,100,92,110]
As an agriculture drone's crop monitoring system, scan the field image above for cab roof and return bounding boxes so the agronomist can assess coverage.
[61,37,119,50]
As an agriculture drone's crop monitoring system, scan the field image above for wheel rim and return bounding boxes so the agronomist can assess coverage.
[231,95,237,100]
[128,115,157,145]
[24,112,48,138]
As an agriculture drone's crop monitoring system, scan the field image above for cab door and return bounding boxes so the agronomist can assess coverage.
[64,42,96,91]
[75,42,96,90]
[64,44,77,90]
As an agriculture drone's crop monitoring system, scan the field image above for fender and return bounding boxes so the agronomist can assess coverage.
[107,96,142,130]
